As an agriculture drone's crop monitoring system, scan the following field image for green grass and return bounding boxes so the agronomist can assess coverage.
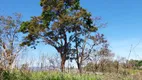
[0,70,142,80]
[0,70,101,80]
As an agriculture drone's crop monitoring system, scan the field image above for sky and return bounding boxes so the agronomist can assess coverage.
[0,0,142,62]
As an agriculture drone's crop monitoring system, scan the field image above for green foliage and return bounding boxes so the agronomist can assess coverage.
[128,60,142,69]
[20,0,98,49]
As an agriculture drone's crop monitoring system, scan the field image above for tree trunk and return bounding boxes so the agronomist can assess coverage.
[60,54,66,72]
[77,60,82,74]
[116,62,119,73]
[61,59,65,72]
[101,63,104,73]
[94,63,98,73]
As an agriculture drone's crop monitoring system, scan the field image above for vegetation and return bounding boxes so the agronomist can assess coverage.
[0,70,142,80]
[0,0,142,80]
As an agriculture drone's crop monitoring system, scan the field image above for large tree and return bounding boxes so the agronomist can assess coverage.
[20,0,98,72]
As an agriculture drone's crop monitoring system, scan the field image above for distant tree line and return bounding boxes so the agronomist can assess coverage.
[84,58,142,73]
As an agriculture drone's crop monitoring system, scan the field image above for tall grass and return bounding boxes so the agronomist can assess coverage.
[0,70,102,80]
[0,70,142,80]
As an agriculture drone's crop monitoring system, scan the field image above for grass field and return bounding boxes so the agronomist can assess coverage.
[0,70,142,80]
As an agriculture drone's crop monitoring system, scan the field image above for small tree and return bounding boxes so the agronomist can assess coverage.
[73,33,108,73]
[97,44,114,72]
[0,13,24,70]
[84,44,114,73]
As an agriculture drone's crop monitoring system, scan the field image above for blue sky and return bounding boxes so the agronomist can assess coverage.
[0,0,142,61]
